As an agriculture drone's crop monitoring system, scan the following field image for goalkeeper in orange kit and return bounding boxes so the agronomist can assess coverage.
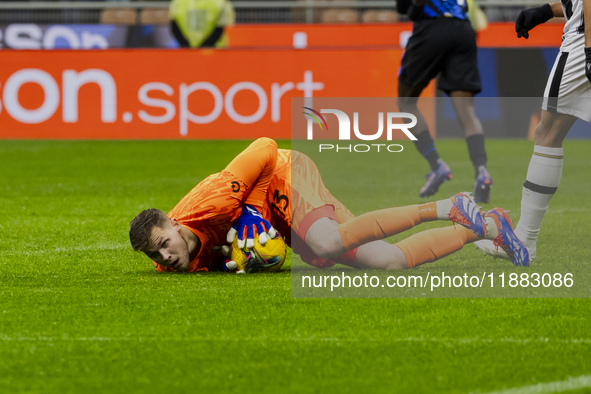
[129,138,529,273]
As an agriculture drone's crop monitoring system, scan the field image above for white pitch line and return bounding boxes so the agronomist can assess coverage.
[52,243,128,252]
[0,335,590,345]
[3,243,129,255]
[474,375,591,394]
[549,207,591,214]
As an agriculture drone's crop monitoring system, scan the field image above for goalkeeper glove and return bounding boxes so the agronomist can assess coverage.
[226,204,276,250]
[223,255,269,274]
[585,47,591,84]
[222,259,241,273]
[515,4,553,39]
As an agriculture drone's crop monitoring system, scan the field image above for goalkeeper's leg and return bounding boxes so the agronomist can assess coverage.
[308,221,480,270]
[304,193,484,268]
[304,202,436,260]
[364,226,480,269]
[305,193,480,256]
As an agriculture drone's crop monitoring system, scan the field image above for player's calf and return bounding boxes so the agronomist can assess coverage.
[419,160,453,198]
[473,166,492,204]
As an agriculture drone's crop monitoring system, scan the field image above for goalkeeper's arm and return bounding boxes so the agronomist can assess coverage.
[224,137,278,213]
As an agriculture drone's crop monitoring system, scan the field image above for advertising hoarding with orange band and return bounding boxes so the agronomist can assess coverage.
[0,22,563,50]
[228,23,564,49]
[0,49,418,139]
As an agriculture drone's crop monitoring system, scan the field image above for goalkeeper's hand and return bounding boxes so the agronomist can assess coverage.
[220,246,245,273]
[515,4,553,39]
[222,255,270,274]
[222,258,246,274]
[226,204,276,250]
[585,48,591,85]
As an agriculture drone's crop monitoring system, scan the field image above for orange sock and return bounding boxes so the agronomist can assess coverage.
[338,205,438,250]
[418,201,439,221]
[396,226,479,268]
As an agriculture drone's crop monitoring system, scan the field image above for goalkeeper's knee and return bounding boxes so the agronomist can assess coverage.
[304,219,346,258]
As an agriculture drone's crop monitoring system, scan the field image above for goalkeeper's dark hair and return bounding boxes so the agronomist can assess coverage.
[129,208,169,252]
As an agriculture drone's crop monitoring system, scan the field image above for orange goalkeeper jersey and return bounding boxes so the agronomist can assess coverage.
[155,138,291,272]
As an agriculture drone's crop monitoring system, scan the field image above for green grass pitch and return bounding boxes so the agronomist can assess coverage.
[1,139,589,393]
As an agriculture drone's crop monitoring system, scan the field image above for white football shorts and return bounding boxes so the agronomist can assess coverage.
[542,32,591,122]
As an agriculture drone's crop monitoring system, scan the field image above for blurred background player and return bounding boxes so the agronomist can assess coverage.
[129,138,529,273]
[476,0,591,261]
[169,0,235,48]
[396,0,493,203]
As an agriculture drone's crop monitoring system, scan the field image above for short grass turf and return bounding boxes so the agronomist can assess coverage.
[0,139,589,394]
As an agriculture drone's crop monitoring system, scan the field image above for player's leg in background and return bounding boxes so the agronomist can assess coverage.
[449,91,493,203]
[398,82,452,198]
[473,110,574,262]
[513,110,575,258]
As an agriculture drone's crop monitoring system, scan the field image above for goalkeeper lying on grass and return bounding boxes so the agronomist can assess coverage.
[129,138,529,273]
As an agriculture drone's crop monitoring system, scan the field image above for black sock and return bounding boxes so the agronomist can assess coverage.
[466,134,487,176]
[413,130,440,171]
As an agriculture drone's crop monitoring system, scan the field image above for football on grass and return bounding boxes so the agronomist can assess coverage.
[230,233,287,273]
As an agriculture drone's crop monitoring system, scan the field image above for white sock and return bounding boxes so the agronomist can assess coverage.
[514,145,563,247]
[436,199,453,220]
[484,217,499,240]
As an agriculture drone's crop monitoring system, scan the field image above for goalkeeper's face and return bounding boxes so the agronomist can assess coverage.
[143,219,192,271]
